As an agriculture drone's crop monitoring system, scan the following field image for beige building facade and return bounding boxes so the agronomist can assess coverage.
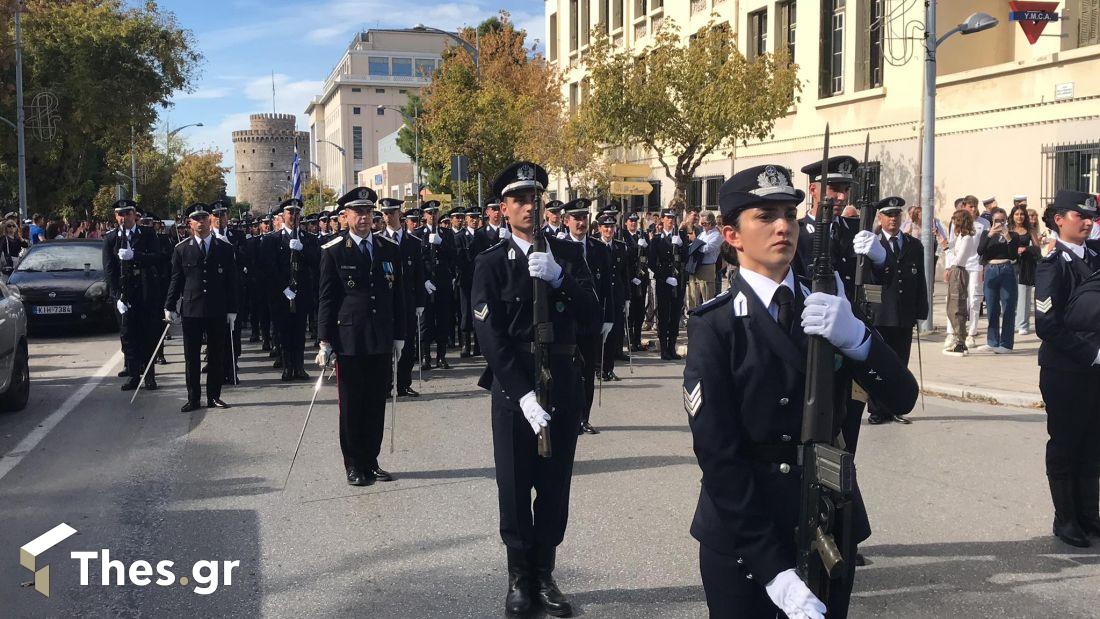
[305,29,452,196]
[545,0,1100,220]
[357,161,414,201]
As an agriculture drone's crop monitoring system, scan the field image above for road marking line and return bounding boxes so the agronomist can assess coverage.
[0,350,123,483]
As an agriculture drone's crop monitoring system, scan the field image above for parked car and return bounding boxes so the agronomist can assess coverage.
[6,239,116,331]
[0,280,29,411]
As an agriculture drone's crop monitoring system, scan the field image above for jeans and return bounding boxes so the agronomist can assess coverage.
[983,263,1018,349]
[1016,283,1033,332]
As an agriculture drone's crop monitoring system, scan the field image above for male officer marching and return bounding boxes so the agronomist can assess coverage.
[684,165,917,619]
[104,199,162,390]
[164,204,239,412]
[471,162,599,617]
[316,187,405,486]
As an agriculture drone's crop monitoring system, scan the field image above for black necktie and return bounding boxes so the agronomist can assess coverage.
[775,285,794,334]
[199,239,207,258]
[891,236,901,255]
[359,238,369,257]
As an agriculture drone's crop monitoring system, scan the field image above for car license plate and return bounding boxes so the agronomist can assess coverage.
[34,305,72,315]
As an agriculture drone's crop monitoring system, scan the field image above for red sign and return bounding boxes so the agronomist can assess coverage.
[1009,1,1062,44]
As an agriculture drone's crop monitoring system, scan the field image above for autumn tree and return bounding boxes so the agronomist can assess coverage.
[417,13,561,202]
[301,178,336,214]
[583,19,799,206]
[170,150,228,208]
[521,109,609,198]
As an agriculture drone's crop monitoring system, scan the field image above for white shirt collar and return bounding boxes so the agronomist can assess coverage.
[194,234,211,249]
[349,231,371,247]
[570,234,586,244]
[1059,239,1086,259]
[511,235,532,255]
[738,266,796,315]
[386,226,401,238]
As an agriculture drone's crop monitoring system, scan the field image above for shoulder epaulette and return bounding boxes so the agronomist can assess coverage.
[376,233,399,247]
[322,236,343,249]
[689,289,733,316]
[175,237,191,247]
[480,239,507,255]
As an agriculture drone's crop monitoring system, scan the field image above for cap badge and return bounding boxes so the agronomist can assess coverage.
[838,161,853,175]
[1086,197,1097,210]
[518,164,535,181]
[358,189,369,199]
[889,198,899,207]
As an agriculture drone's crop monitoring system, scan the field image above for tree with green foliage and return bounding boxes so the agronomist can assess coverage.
[170,150,228,209]
[301,177,336,214]
[0,0,200,216]
[583,20,800,206]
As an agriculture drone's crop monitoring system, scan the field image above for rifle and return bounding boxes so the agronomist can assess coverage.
[853,133,882,316]
[532,193,553,458]
[797,125,857,602]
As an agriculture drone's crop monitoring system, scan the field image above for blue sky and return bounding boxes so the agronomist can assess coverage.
[148,0,545,195]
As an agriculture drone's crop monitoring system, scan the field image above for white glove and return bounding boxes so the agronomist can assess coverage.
[288,238,304,252]
[853,230,886,265]
[416,306,425,318]
[425,280,437,294]
[164,309,179,323]
[665,277,678,287]
[765,569,827,619]
[1094,349,1100,366]
[637,238,648,248]
[117,248,134,261]
[671,234,683,247]
[393,339,405,353]
[518,391,551,436]
[631,277,642,286]
[283,287,296,301]
[528,251,563,286]
[116,299,129,314]
[600,322,613,339]
[500,228,512,239]
[227,313,237,326]
[316,341,335,367]
[429,233,442,245]
[802,289,868,353]
[556,231,568,239]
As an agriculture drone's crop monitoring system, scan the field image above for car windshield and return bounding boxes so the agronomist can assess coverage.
[16,244,103,272]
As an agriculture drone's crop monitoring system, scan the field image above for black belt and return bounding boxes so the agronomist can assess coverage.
[746,444,798,464]
[525,343,577,356]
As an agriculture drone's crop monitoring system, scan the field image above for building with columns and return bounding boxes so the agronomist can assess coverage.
[305,28,452,196]
[545,0,1100,218]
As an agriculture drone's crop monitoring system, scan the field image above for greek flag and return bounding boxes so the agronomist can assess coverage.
[291,139,302,200]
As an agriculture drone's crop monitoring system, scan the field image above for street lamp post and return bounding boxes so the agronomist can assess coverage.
[919,7,998,333]
[317,139,347,195]
[378,105,420,199]
[115,170,135,199]
[167,122,204,155]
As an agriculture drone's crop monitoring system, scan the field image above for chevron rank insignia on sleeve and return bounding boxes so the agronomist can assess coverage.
[683,380,702,417]
[1036,297,1052,313]
[474,303,489,321]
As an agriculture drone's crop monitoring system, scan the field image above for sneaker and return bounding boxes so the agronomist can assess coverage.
[1017,329,1029,335]
[994,346,1013,354]
[976,344,995,353]
[965,336,977,348]
[942,335,957,350]
[943,344,969,357]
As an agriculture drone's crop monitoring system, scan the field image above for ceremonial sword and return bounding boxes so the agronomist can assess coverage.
[130,319,173,405]
[282,365,330,490]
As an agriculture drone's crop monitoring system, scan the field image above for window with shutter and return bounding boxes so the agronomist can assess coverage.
[1078,0,1100,48]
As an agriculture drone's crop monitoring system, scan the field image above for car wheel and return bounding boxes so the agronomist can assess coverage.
[0,339,29,412]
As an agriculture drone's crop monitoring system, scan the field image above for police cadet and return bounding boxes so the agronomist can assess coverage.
[684,165,917,619]
[261,198,320,381]
[621,213,649,351]
[316,187,405,487]
[1034,190,1100,548]
[863,197,927,425]
[418,201,456,370]
[542,200,566,238]
[797,156,862,299]
[379,198,426,397]
[211,201,246,384]
[104,200,162,390]
[164,204,239,412]
[596,213,628,380]
[247,215,272,348]
[650,208,687,360]
[471,162,599,617]
[456,206,481,357]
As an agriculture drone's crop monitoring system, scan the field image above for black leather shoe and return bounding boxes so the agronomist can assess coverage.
[606,371,621,382]
[281,369,293,381]
[420,361,433,372]
[532,546,573,617]
[437,358,451,369]
[580,422,600,435]
[346,467,371,486]
[145,377,158,391]
[397,387,420,397]
[854,552,868,566]
[1050,477,1092,548]
[117,369,130,378]
[460,347,473,358]
[504,547,533,616]
[892,415,913,425]
[156,355,168,365]
[181,401,200,413]
[660,352,672,360]
[868,415,888,425]
[249,335,260,343]
[1075,476,1100,538]
[369,467,394,482]
[273,358,283,369]
[207,398,230,409]
[120,378,140,391]
[670,352,683,360]
[261,341,272,352]
[201,363,209,374]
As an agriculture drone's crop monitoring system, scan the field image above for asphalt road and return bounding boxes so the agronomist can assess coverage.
[1,328,1097,617]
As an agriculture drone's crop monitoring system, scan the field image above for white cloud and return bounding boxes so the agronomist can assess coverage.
[306,25,350,44]
[174,87,231,100]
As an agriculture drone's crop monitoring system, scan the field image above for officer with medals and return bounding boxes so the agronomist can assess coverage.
[417,200,456,369]
[104,200,162,390]
[1033,191,1100,548]
[684,165,917,618]
[379,198,426,397]
[649,208,687,359]
[864,197,927,425]
[471,162,598,617]
[316,187,405,486]
[164,204,239,412]
[261,198,320,381]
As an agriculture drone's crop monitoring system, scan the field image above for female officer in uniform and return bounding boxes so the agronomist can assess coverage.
[684,164,917,618]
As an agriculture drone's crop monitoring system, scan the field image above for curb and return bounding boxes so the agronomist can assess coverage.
[920,382,1044,409]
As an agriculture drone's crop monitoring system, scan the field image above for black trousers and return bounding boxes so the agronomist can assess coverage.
[458,282,474,332]
[628,288,646,347]
[491,360,581,550]
[222,320,242,382]
[422,288,454,354]
[183,316,225,403]
[250,285,270,341]
[274,305,306,369]
[699,543,855,619]
[867,325,914,418]
[1041,368,1100,478]
[602,307,626,374]
[577,336,601,424]
[337,353,391,470]
[119,301,158,380]
[656,281,683,352]
[397,312,418,390]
